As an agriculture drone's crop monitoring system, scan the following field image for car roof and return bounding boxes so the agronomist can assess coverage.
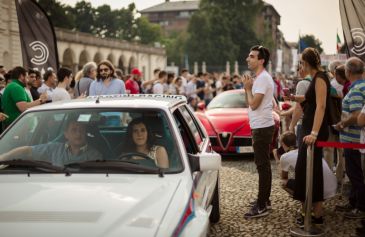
[27,94,187,112]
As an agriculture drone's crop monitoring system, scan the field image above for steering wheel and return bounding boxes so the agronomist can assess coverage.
[118,152,156,167]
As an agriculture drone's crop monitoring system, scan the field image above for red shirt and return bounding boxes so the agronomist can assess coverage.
[125,79,140,94]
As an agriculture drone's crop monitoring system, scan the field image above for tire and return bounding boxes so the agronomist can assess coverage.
[209,175,220,223]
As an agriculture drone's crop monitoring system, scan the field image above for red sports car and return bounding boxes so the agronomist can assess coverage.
[195,89,280,155]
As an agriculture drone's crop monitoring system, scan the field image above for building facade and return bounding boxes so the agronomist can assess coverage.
[140,0,199,36]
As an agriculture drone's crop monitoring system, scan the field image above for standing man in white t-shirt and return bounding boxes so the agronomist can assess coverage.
[243,45,275,219]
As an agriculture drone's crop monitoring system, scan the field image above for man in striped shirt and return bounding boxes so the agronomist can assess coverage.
[334,57,365,219]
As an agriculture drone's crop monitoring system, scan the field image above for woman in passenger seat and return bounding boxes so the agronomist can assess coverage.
[123,117,169,168]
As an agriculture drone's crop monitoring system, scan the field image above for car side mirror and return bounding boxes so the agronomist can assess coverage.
[188,152,221,172]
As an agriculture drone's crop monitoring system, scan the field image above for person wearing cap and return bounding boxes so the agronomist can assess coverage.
[125,68,142,94]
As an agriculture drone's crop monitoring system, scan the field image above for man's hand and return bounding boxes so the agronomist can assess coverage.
[333,121,344,131]
[39,92,48,103]
[0,112,8,122]
[242,75,253,91]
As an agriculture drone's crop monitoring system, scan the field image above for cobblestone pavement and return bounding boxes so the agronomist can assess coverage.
[209,157,362,237]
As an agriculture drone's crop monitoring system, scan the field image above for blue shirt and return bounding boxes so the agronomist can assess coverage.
[89,78,126,96]
[32,142,102,167]
[340,79,365,143]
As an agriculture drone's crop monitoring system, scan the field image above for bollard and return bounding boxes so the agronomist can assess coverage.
[290,145,325,237]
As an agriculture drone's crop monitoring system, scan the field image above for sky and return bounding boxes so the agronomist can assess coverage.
[59,0,343,54]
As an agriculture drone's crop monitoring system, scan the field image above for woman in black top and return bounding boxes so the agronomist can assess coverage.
[293,47,330,224]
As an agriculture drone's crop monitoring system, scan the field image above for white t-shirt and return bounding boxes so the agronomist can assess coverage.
[51,87,71,102]
[185,81,197,98]
[37,84,53,101]
[248,70,275,129]
[280,149,337,199]
[331,78,344,98]
[152,82,164,94]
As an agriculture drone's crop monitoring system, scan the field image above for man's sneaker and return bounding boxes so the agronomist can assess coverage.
[295,213,324,228]
[335,203,353,212]
[248,200,272,210]
[344,209,365,219]
[244,204,269,219]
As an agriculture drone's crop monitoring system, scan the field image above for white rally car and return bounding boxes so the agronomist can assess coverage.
[0,94,221,237]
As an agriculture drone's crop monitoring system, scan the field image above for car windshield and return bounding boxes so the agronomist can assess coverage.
[207,92,247,109]
[0,109,182,173]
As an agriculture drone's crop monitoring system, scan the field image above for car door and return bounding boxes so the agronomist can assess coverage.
[173,105,218,210]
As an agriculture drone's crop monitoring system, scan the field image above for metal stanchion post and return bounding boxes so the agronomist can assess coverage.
[290,145,325,237]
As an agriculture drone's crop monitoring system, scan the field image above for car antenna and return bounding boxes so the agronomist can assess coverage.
[95,96,100,104]
[158,168,164,178]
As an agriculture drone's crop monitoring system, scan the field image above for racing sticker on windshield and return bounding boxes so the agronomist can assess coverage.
[77,114,92,122]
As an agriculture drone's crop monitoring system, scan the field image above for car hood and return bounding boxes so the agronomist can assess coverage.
[205,108,250,134]
[0,174,183,237]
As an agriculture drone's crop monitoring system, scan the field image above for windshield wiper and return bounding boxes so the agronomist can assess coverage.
[66,160,162,175]
[0,159,70,175]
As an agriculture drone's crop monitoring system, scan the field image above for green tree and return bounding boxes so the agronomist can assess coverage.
[37,0,74,29]
[185,0,263,70]
[300,34,324,54]
[136,16,163,45]
[72,1,95,33]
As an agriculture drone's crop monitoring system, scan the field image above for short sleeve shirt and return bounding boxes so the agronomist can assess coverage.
[152,82,164,94]
[89,78,126,96]
[340,79,365,143]
[295,77,311,124]
[125,79,140,94]
[1,79,31,126]
[32,142,102,167]
[51,87,71,102]
[280,149,337,199]
[248,70,274,129]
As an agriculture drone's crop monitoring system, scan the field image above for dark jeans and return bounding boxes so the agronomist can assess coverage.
[344,148,365,211]
[252,125,275,208]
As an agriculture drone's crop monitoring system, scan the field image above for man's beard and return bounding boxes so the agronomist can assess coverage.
[100,74,110,80]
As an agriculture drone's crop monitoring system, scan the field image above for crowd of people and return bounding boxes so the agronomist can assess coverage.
[1,44,365,235]
[272,49,365,236]
[0,58,251,132]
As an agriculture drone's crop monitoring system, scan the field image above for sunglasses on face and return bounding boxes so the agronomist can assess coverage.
[99,68,110,72]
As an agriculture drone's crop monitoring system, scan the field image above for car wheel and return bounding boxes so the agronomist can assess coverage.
[209,175,220,223]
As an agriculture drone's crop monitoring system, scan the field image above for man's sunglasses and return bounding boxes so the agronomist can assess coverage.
[99,68,110,72]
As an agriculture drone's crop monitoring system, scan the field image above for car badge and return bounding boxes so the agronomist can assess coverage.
[222,132,228,138]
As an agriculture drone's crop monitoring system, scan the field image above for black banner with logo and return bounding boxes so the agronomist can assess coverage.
[339,0,365,61]
[15,0,59,73]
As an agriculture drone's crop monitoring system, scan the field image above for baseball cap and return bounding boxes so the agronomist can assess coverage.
[131,68,142,76]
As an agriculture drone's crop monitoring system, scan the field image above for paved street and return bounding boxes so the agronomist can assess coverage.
[209,157,362,237]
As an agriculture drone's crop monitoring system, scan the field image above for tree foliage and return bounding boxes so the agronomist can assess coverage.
[300,34,324,54]
[36,0,162,45]
[185,0,264,69]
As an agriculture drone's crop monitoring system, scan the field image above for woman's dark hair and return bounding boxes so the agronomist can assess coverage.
[301,47,322,71]
[124,117,154,152]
